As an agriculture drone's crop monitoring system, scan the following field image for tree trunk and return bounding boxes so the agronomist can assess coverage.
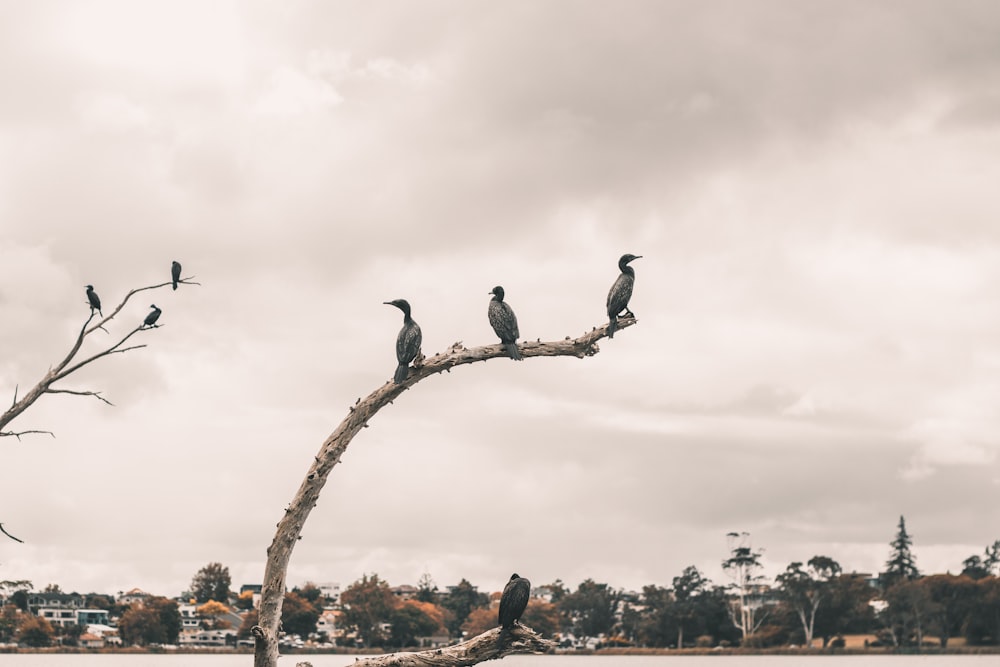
[252,318,637,667]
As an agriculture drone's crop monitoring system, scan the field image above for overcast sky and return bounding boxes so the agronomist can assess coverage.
[2,1,1000,600]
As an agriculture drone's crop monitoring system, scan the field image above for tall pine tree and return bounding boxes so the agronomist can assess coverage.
[884,515,919,587]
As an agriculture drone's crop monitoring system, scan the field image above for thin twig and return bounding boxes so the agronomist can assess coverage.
[0,523,24,543]
[44,389,115,407]
[0,429,55,440]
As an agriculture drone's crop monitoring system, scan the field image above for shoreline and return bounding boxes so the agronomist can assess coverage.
[4,646,1000,656]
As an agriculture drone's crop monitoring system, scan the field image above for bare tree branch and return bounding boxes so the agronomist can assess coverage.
[0,523,24,543]
[253,316,637,667]
[0,429,54,440]
[1,275,197,439]
[0,523,24,544]
[44,389,115,407]
[347,624,554,667]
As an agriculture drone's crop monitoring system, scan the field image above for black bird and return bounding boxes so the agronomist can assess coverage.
[384,299,422,384]
[171,261,182,290]
[488,286,522,361]
[143,304,162,328]
[498,573,531,648]
[85,285,102,316]
[606,253,641,338]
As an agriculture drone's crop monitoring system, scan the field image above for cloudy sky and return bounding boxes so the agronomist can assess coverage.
[2,1,1000,600]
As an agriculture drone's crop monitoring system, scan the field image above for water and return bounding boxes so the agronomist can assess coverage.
[1,655,1000,667]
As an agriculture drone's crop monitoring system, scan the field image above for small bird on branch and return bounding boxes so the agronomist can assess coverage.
[488,286,522,361]
[498,573,531,648]
[85,284,103,316]
[171,261,182,290]
[385,299,422,384]
[606,253,641,338]
[143,304,162,328]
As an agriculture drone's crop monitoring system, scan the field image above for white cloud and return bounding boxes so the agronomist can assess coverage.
[253,66,343,116]
[75,91,150,131]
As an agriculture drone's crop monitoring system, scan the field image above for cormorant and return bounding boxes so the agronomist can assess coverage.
[606,253,641,338]
[171,261,182,290]
[384,299,422,384]
[143,304,162,328]
[498,573,531,648]
[488,286,522,361]
[85,285,103,316]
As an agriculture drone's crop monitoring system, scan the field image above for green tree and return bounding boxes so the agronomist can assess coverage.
[191,562,232,603]
[522,598,560,638]
[722,532,768,643]
[388,602,439,647]
[559,579,618,640]
[672,565,711,649]
[635,585,673,647]
[416,572,438,604]
[881,579,935,647]
[282,591,320,638]
[962,556,991,580]
[884,515,919,587]
[16,615,54,647]
[775,556,841,647]
[340,574,397,647]
[238,608,259,639]
[963,576,1000,646]
[0,605,21,642]
[813,572,876,646]
[293,582,323,607]
[919,574,979,648]
[118,597,181,646]
[962,540,1000,580]
[440,578,488,636]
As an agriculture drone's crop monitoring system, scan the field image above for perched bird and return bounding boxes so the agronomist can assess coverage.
[143,304,162,328]
[606,253,641,338]
[498,573,531,648]
[85,285,103,316]
[488,286,522,361]
[384,299,422,384]
[171,261,182,290]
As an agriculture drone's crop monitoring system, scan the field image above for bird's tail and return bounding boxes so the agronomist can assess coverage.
[607,316,617,338]
[172,281,178,290]
[505,342,523,361]
[393,364,409,384]
[497,624,512,649]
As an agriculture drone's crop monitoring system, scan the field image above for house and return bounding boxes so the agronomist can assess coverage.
[391,585,417,600]
[76,609,110,626]
[315,609,339,638]
[85,624,120,645]
[79,632,105,649]
[179,628,236,647]
[37,608,78,627]
[27,592,84,615]
[117,588,151,606]
[178,603,201,631]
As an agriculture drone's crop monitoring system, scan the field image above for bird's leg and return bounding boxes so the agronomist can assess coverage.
[623,308,635,318]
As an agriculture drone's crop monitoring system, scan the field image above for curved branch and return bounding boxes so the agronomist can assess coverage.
[349,624,554,667]
[0,523,25,543]
[253,316,637,667]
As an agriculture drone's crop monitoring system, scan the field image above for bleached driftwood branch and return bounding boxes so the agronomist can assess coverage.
[351,624,553,667]
[253,316,637,667]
